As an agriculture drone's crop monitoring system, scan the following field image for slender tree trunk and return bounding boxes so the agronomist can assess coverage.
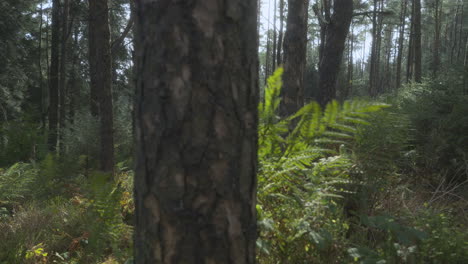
[89,4,98,117]
[48,0,60,151]
[59,0,70,154]
[265,30,271,84]
[68,27,79,124]
[46,13,50,83]
[280,0,309,116]
[89,0,114,173]
[457,3,464,61]
[277,0,285,65]
[345,22,354,99]
[433,0,442,77]
[38,3,46,129]
[369,0,379,96]
[272,0,277,71]
[407,0,414,82]
[134,0,259,263]
[413,0,422,83]
[464,38,468,94]
[315,0,353,107]
[450,3,460,64]
[396,0,407,89]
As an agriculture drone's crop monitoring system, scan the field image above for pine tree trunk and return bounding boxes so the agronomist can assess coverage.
[457,3,464,61]
[369,0,378,96]
[68,27,79,124]
[48,0,60,151]
[407,0,414,82]
[432,0,442,77]
[134,1,259,263]
[464,39,468,94]
[88,0,114,173]
[396,0,407,89]
[276,0,285,65]
[280,0,309,116]
[272,0,277,71]
[59,0,70,154]
[345,23,354,99]
[413,0,422,83]
[316,0,353,107]
[38,3,46,130]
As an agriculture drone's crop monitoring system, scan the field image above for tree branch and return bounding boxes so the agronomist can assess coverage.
[111,12,134,54]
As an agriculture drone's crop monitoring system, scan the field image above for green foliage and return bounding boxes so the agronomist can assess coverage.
[257,69,389,263]
[61,110,100,165]
[414,209,468,263]
[0,160,134,264]
[0,119,46,167]
[396,80,468,182]
[0,162,37,202]
[81,172,133,262]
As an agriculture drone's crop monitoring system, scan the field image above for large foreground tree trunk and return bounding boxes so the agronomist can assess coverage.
[315,0,353,106]
[88,0,114,173]
[280,0,309,116]
[134,0,259,263]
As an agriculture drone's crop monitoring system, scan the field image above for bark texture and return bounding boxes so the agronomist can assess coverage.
[315,0,353,106]
[280,0,309,116]
[134,0,259,263]
[88,0,114,173]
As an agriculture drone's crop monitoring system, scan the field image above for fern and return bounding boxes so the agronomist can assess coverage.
[257,68,389,263]
[0,162,37,202]
[83,172,132,261]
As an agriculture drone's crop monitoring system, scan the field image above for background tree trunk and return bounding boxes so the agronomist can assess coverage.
[396,0,407,89]
[345,22,354,99]
[134,0,259,263]
[433,0,442,77]
[316,0,353,107]
[276,0,285,65]
[59,0,70,154]
[280,0,309,116]
[88,0,114,173]
[413,0,422,83]
[272,0,277,71]
[407,0,414,82]
[48,0,60,151]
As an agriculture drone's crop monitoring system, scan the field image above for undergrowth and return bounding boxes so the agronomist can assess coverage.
[1,69,467,263]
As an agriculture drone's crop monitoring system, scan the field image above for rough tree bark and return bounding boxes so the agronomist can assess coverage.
[48,0,60,151]
[280,0,309,116]
[134,0,259,263]
[88,0,114,173]
[315,0,353,107]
